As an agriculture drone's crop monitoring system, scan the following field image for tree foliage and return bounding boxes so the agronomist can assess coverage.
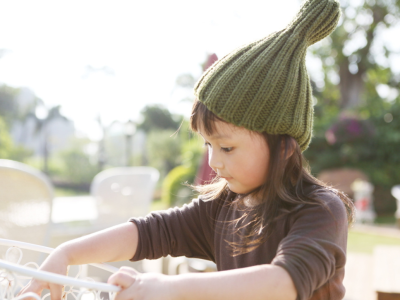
[137,105,181,133]
[0,116,32,161]
[161,134,204,207]
[306,0,400,214]
[0,85,20,126]
[59,149,98,184]
[146,130,182,178]
[311,0,400,112]
[0,116,13,158]
[0,85,43,126]
[28,105,70,174]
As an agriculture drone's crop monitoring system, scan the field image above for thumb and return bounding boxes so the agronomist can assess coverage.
[118,266,140,277]
[108,267,139,289]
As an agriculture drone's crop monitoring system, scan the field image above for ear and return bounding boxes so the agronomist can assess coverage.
[280,138,295,160]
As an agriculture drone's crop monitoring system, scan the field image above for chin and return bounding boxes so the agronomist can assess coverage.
[228,184,249,195]
[228,182,261,195]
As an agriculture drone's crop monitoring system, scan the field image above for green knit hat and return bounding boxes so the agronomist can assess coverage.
[194,0,341,152]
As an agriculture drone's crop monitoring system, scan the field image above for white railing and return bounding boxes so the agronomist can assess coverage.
[0,239,120,300]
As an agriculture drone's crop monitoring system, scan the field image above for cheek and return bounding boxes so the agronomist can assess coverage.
[243,147,269,184]
[233,152,268,186]
[246,158,268,184]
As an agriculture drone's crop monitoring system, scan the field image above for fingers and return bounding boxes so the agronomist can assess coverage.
[108,272,136,289]
[113,288,135,300]
[49,283,64,300]
[108,267,139,289]
[17,280,46,299]
[19,280,63,300]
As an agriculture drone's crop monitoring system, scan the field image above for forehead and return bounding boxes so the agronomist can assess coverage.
[198,120,250,140]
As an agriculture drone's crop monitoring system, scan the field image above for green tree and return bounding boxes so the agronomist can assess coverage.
[0,116,13,158]
[59,149,98,184]
[0,85,43,127]
[311,0,400,112]
[162,135,204,207]
[0,116,32,161]
[29,105,70,174]
[305,0,400,215]
[137,105,181,133]
[146,130,182,178]
[0,85,19,126]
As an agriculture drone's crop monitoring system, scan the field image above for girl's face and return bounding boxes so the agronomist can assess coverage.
[199,121,270,194]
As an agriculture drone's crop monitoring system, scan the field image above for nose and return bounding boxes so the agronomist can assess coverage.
[208,147,223,172]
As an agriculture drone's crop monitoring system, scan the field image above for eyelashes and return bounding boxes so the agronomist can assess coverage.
[221,147,233,153]
[203,142,233,153]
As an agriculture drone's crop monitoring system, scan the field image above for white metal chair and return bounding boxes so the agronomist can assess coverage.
[0,239,119,300]
[90,167,160,228]
[0,160,54,264]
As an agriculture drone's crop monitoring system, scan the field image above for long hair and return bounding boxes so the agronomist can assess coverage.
[190,99,355,256]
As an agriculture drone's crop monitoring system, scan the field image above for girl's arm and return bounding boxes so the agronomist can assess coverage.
[57,222,138,264]
[18,222,138,298]
[108,264,297,300]
[174,264,296,300]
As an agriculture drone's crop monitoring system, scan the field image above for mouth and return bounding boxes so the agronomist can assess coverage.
[220,176,232,181]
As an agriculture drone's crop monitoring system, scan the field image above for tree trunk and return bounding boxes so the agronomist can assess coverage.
[339,60,365,110]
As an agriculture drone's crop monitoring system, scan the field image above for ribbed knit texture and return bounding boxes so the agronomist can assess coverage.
[194,0,341,151]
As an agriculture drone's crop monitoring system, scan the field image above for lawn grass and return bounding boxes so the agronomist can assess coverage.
[54,187,89,197]
[374,215,397,224]
[347,230,400,254]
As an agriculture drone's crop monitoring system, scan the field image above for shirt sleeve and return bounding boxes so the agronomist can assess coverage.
[129,197,217,262]
[271,191,348,300]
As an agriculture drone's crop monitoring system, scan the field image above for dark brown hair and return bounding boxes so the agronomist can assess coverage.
[190,99,355,256]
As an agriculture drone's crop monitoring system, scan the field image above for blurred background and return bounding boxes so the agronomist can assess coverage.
[1,0,400,299]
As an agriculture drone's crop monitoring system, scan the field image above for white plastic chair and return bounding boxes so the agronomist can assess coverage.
[86,167,160,279]
[90,167,160,228]
[51,166,159,239]
[167,257,217,275]
[0,160,54,264]
[50,167,160,280]
[391,185,400,221]
[0,239,119,300]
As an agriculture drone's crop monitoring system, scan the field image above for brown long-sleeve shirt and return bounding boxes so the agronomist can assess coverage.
[130,187,348,300]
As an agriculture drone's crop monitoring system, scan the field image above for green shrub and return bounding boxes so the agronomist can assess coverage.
[146,130,182,180]
[162,165,198,207]
[305,101,400,215]
[162,137,204,207]
[60,149,98,184]
[0,117,13,158]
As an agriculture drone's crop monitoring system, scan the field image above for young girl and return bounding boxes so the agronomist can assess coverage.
[20,0,354,299]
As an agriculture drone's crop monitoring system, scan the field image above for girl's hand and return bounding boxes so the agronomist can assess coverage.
[17,248,69,300]
[108,267,178,300]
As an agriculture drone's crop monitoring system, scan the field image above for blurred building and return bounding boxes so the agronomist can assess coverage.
[10,88,75,157]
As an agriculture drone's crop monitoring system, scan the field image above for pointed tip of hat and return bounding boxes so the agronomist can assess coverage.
[288,0,341,46]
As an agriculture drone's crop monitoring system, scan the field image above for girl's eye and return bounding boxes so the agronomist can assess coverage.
[203,142,232,153]
[221,147,233,153]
